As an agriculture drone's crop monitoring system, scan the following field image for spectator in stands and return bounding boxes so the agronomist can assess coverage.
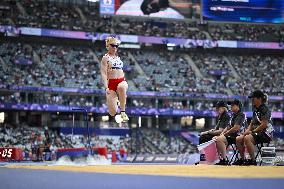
[199,101,230,144]
[100,36,129,123]
[214,99,246,165]
[243,90,274,165]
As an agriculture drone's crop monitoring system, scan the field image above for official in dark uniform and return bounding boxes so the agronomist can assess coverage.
[244,90,274,165]
[199,101,230,144]
[215,99,246,165]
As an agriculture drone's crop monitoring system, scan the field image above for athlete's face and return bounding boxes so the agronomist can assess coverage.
[108,43,119,54]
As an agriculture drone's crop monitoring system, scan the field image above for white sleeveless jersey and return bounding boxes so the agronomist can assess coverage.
[104,54,123,70]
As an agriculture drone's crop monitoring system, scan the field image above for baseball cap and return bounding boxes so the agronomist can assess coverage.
[248,90,265,98]
[214,101,228,108]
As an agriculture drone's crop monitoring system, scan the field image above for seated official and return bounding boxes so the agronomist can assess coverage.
[242,90,274,166]
[214,99,247,165]
[199,101,230,144]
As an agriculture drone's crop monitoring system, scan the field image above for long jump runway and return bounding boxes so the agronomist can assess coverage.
[1,164,284,189]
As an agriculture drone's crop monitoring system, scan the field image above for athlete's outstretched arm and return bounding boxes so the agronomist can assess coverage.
[100,56,108,90]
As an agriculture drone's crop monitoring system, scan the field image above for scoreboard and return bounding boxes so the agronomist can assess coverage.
[202,0,284,23]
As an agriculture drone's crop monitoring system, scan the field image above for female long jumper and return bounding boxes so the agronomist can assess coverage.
[100,36,129,123]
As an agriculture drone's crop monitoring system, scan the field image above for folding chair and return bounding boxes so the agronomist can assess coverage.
[255,142,270,166]
[227,143,239,165]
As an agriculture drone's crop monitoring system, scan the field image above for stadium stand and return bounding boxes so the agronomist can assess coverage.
[1,42,283,95]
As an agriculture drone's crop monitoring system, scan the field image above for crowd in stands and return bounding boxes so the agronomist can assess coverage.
[0,43,104,90]
[31,93,95,107]
[2,42,186,93]
[208,23,284,42]
[132,50,194,92]
[0,92,21,104]
[0,123,64,161]
[0,43,284,102]
[1,0,284,42]
[17,0,81,30]
[1,42,283,96]
[141,128,196,154]
[228,55,284,96]
[0,123,198,159]
[190,52,232,94]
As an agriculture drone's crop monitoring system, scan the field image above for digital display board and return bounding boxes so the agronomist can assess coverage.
[100,0,201,20]
[202,0,284,23]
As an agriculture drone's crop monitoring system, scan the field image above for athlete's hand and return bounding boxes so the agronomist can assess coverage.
[105,88,110,95]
